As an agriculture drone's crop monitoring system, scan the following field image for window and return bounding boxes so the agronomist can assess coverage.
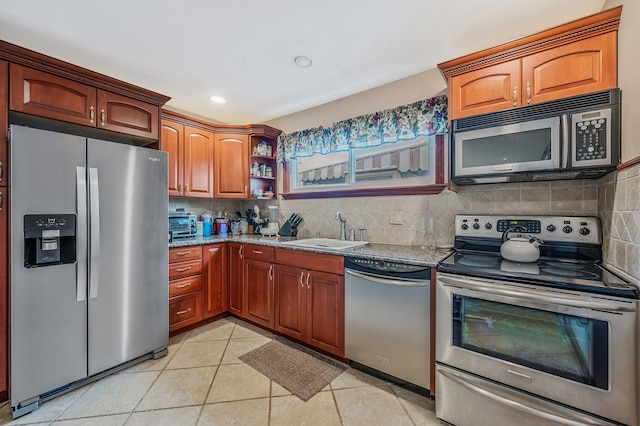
[291,135,437,191]
[277,96,448,198]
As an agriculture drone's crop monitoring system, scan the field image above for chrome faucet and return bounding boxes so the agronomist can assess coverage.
[336,212,347,240]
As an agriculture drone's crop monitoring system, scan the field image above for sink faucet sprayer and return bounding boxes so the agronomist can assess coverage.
[336,212,347,240]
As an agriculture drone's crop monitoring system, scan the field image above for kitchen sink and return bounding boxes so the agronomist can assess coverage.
[281,238,369,250]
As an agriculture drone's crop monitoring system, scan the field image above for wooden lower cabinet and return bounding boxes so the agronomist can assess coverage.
[244,258,274,328]
[168,246,203,332]
[228,243,244,317]
[203,243,228,318]
[274,249,345,357]
[0,188,7,396]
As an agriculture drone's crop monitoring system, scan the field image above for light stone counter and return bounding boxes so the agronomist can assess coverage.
[169,234,451,267]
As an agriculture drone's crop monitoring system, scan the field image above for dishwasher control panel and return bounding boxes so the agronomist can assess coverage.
[344,257,431,281]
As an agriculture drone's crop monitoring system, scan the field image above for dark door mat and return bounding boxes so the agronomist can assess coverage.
[239,337,347,401]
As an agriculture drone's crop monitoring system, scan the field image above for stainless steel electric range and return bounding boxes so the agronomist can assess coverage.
[435,215,639,426]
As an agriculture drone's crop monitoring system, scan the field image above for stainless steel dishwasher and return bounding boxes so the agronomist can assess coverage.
[344,256,430,391]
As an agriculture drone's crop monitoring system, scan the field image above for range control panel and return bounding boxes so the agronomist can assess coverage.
[455,215,601,245]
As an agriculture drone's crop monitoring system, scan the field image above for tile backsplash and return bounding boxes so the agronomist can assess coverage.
[171,166,639,281]
[600,164,640,281]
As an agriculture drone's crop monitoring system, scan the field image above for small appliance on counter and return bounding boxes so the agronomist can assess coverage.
[169,210,197,239]
[260,206,280,236]
[278,213,303,237]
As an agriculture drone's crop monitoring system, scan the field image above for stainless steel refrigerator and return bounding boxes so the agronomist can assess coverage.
[9,125,169,417]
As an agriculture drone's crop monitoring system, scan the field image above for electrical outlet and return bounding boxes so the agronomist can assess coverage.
[389,211,403,225]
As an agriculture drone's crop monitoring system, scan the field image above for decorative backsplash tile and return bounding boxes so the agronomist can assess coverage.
[170,164,639,281]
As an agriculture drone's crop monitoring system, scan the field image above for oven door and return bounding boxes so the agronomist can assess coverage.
[452,116,561,179]
[436,272,638,426]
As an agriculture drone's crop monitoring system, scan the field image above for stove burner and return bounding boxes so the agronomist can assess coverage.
[540,266,600,280]
[458,255,499,268]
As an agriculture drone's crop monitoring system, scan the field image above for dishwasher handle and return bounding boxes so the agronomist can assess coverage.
[345,269,429,287]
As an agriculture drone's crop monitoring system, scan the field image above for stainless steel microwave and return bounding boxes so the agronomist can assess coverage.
[450,89,621,185]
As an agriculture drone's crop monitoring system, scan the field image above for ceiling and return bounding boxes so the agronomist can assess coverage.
[0,0,606,125]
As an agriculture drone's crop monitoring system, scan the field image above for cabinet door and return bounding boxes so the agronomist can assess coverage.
[9,64,97,126]
[244,258,274,328]
[0,60,7,187]
[274,264,306,341]
[97,90,159,140]
[0,188,7,394]
[183,126,214,198]
[449,60,520,119]
[203,243,228,318]
[228,243,244,317]
[161,120,184,196]
[214,133,249,198]
[306,270,344,357]
[522,32,617,106]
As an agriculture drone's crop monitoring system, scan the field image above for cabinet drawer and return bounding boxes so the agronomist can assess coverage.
[169,292,202,332]
[275,248,344,274]
[169,259,202,280]
[169,246,202,262]
[244,245,274,262]
[169,275,203,298]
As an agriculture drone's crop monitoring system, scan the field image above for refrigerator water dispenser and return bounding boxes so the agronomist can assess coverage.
[23,214,76,268]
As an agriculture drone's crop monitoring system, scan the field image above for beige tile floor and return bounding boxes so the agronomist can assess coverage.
[0,317,444,425]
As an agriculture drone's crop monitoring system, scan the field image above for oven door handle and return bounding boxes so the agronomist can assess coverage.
[439,276,636,312]
[437,367,616,426]
[346,269,429,287]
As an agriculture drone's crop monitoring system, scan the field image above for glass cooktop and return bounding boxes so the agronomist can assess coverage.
[438,251,639,299]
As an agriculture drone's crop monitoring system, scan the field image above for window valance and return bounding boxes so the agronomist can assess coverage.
[276,95,448,162]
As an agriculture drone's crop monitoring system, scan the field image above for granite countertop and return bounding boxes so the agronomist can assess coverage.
[169,234,451,267]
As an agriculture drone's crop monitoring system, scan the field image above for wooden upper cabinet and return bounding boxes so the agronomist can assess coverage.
[522,32,617,106]
[0,60,7,187]
[9,64,160,139]
[160,120,184,196]
[10,64,97,126]
[97,90,159,139]
[183,126,214,198]
[214,133,249,198]
[440,6,621,120]
[449,60,520,119]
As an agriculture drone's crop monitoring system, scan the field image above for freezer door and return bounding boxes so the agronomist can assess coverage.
[87,139,168,375]
[9,125,88,406]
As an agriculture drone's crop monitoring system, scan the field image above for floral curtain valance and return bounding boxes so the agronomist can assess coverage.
[276,95,448,162]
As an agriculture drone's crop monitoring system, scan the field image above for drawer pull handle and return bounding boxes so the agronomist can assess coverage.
[269,265,273,281]
[176,267,192,272]
[300,271,304,287]
[252,250,263,254]
[89,106,95,123]
[176,308,192,315]
[176,282,192,289]
[100,108,106,126]
[239,245,244,258]
[306,273,310,289]
[176,251,192,256]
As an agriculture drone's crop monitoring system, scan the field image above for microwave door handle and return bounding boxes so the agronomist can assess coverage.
[562,114,570,168]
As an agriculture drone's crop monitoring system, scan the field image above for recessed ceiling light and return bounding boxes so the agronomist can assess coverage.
[293,54,313,68]
[209,96,226,104]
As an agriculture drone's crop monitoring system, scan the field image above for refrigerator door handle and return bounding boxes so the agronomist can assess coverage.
[89,167,100,299]
[76,166,88,302]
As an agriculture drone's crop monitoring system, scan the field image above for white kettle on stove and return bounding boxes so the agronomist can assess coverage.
[500,226,544,263]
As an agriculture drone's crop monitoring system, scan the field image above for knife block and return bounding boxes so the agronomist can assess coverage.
[278,219,299,237]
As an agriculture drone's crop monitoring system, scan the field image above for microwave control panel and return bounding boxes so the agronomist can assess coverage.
[572,108,611,165]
